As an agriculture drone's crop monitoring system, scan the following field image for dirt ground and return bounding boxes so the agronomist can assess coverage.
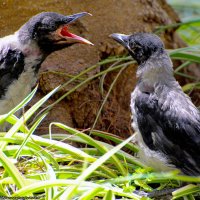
[0,0,199,137]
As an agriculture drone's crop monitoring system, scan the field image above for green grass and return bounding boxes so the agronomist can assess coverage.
[0,51,200,199]
[0,47,200,199]
[0,10,200,200]
[0,104,199,199]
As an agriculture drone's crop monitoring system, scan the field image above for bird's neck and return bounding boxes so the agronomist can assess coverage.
[15,31,46,72]
[16,31,42,55]
[136,52,175,92]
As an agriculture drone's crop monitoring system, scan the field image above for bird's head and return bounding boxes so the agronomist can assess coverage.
[110,33,164,64]
[18,12,93,54]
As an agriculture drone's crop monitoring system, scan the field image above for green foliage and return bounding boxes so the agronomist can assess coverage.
[0,86,199,199]
[0,4,200,199]
[168,0,200,19]
[0,38,200,200]
[178,21,200,46]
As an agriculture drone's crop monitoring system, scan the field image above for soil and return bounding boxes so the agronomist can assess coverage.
[0,0,199,137]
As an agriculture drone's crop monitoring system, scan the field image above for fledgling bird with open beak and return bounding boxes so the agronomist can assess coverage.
[111,33,200,176]
[0,12,93,129]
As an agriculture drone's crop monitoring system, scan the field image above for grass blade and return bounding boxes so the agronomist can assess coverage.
[60,134,138,199]
[0,150,28,189]
[0,86,60,150]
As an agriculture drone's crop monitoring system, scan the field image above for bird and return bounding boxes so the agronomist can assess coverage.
[0,12,93,129]
[110,32,200,176]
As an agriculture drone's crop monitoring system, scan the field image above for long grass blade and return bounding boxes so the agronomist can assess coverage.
[0,86,59,150]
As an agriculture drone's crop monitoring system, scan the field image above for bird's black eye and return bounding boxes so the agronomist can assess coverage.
[129,40,135,49]
[129,41,141,52]
[133,44,141,51]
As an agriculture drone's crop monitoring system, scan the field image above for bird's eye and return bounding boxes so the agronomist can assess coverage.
[134,44,141,49]
[130,44,141,52]
[132,46,137,51]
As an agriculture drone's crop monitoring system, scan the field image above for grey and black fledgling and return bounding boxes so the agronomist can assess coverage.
[0,12,93,129]
[111,32,200,176]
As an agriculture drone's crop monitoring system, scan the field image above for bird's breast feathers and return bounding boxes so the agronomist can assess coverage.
[131,85,200,174]
[0,33,42,115]
[0,68,37,114]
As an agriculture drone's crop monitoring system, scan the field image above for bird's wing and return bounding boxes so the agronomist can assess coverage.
[0,48,25,98]
[134,89,200,175]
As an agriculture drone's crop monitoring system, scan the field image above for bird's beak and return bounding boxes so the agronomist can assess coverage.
[57,12,93,46]
[110,33,129,48]
[64,12,92,24]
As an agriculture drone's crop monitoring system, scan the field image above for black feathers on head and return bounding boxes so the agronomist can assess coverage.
[20,12,89,40]
[18,12,91,53]
[111,33,165,64]
[19,12,68,42]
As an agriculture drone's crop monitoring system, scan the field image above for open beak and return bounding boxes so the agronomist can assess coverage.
[58,12,93,45]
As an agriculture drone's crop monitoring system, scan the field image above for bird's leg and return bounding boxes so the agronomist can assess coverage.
[133,188,175,199]
[147,188,176,199]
